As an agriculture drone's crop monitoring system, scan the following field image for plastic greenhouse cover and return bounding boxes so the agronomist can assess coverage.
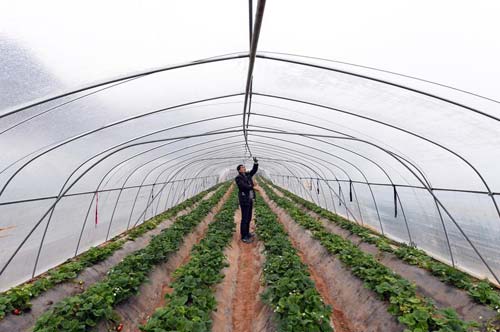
[1,0,500,291]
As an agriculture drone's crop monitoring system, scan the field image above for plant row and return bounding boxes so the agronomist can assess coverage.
[140,189,239,331]
[259,180,478,332]
[264,179,500,311]
[32,182,231,332]
[0,183,222,320]
[254,194,333,332]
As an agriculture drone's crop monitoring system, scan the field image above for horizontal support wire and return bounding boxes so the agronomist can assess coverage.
[3,175,498,208]
[0,176,217,207]
[267,175,499,196]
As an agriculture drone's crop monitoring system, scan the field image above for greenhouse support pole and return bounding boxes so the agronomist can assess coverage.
[242,0,266,154]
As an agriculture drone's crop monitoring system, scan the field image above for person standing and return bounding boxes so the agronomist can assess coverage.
[235,157,258,243]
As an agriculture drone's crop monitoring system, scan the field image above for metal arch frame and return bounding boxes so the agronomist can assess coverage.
[55,141,307,262]
[1,48,498,282]
[248,123,414,225]
[137,148,317,216]
[250,125,451,233]
[0,94,246,198]
[240,142,338,211]
[25,113,449,277]
[0,78,143,136]
[41,134,242,271]
[153,142,335,212]
[246,123,418,239]
[2,57,495,207]
[247,128,500,283]
[33,122,382,270]
[30,125,246,276]
[255,55,500,122]
[244,141,363,221]
[251,92,500,221]
[73,136,245,256]
[132,155,339,229]
[113,144,336,230]
[0,99,244,176]
[258,51,500,105]
[255,143,368,223]
[248,130,388,229]
[45,119,392,250]
[0,129,245,276]
[149,149,358,223]
[105,135,242,233]
[246,115,457,259]
[2,95,498,211]
[249,99,429,185]
[0,54,250,120]
[125,144,253,229]
[9,108,462,278]
[242,0,266,155]
[113,140,352,225]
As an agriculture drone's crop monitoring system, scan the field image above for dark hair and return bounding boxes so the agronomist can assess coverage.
[237,164,244,171]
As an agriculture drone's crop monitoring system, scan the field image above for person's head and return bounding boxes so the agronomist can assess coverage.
[237,164,246,174]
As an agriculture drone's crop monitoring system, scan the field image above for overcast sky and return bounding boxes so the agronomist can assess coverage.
[1,0,500,104]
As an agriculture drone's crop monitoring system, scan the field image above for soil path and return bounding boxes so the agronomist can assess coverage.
[212,207,275,332]
[259,186,404,332]
[0,190,217,332]
[272,185,500,327]
[97,186,234,332]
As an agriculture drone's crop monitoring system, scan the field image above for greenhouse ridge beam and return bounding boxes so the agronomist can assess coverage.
[242,0,266,155]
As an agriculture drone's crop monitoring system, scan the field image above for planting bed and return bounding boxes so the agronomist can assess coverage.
[265,180,500,330]
[31,183,231,332]
[3,179,499,332]
[0,184,223,331]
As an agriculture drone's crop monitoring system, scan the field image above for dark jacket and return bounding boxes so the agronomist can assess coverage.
[235,163,258,206]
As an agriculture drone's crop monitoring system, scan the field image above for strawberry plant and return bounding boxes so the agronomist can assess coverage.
[0,183,222,321]
[254,194,333,332]
[263,178,500,311]
[32,183,231,332]
[140,190,239,332]
[259,180,479,332]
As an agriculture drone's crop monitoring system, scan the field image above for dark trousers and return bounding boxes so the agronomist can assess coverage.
[240,200,253,239]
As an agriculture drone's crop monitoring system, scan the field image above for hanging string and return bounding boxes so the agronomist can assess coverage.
[393,184,398,218]
[95,191,99,226]
[316,178,320,195]
[349,180,353,202]
[338,183,342,206]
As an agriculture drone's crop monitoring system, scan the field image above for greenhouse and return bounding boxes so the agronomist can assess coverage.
[1,1,500,331]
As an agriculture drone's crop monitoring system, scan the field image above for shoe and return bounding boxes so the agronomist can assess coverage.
[242,237,254,244]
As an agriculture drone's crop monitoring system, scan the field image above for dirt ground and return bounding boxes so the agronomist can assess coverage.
[211,208,275,332]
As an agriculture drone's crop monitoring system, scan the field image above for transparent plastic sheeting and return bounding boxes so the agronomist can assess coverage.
[1,2,500,290]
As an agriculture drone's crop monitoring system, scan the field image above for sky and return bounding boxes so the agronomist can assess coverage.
[1,0,500,106]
